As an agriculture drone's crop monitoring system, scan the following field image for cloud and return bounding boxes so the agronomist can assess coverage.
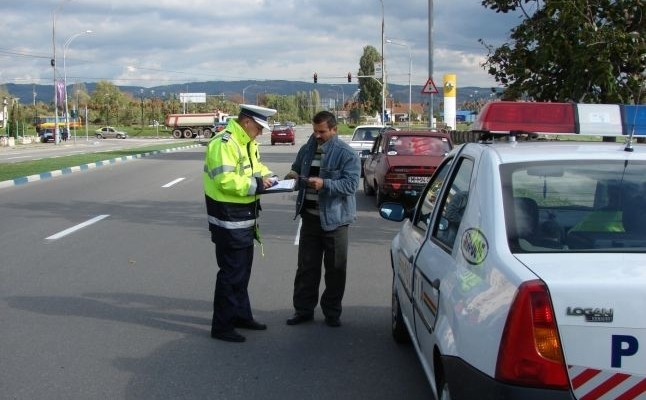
[0,0,522,89]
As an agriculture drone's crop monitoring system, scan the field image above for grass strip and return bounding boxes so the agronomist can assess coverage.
[0,141,198,182]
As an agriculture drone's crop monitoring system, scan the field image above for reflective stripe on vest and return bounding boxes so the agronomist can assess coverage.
[208,215,255,229]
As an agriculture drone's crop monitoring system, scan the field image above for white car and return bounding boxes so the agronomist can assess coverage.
[380,101,646,400]
[349,125,385,176]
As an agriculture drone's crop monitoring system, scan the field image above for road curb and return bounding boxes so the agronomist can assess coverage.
[0,143,202,190]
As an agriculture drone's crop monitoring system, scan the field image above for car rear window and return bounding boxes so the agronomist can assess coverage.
[352,128,379,141]
[501,160,646,253]
[386,135,451,156]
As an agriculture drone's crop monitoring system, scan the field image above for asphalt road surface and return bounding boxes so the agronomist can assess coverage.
[0,128,433,400]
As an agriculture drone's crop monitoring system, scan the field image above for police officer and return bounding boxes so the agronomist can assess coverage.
[204,104,277,343]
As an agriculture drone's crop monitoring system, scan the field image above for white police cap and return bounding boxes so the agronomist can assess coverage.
[239,104,277,131]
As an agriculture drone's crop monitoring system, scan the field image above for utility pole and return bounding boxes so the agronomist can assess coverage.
[428,0,434,127]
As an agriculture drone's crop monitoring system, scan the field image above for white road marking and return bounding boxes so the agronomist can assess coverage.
[46,214,110,240]
[162,178,185,188]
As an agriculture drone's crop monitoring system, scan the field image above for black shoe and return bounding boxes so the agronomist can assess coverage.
[324,317,341,327]
[286,313,314,326]
[211,329,246,342]
[233,319,267,331]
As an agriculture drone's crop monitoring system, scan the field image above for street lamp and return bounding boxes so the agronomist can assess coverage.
[329,84,345,112]
[386,39,412,127]
[63,29,92,144]
[140,89,144,130]
[379,0,386,125]
[242,84,257,104]
[52,0,71,145]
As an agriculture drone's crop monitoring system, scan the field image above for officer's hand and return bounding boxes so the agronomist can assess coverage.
[262,177,275,189]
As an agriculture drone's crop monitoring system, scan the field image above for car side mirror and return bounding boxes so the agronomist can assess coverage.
[379,202,408,222]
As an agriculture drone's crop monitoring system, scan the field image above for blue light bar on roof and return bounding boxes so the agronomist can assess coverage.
[622,105,646,136]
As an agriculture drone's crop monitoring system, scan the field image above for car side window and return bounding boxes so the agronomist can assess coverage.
[413,157,453,232]
[433,158,475,249]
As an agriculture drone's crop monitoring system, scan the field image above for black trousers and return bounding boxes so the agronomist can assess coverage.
[292,213,348,319]
[211,244,254,333]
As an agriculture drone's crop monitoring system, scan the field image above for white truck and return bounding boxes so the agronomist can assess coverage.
[165,111,230,139]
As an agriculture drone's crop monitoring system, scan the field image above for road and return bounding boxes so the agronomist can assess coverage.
[0,127,433,400]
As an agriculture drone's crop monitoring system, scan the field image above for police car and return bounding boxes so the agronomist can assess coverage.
[379,102,646,400]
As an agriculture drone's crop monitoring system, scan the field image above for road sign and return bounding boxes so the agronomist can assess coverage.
[421,78,439,94]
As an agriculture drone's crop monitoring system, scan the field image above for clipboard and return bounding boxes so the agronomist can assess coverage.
[258,178,296,194]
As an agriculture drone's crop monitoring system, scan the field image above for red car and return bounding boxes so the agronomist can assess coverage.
[363,129,453,206]
[271,124,295,145]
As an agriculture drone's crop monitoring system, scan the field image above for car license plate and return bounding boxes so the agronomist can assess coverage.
[408,176,430,184]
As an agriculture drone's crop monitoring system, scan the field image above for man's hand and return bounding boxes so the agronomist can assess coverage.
[284,171,299,180]
[306,177,323,190]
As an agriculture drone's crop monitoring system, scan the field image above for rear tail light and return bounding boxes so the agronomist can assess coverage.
[384,169,407,184]
[496,280,569,390]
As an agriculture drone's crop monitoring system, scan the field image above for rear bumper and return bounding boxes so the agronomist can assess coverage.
[271,136,294,143]
[442,355,574,400]
[381,183,426,200]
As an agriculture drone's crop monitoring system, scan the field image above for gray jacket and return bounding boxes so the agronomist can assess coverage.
[291,134,360,231]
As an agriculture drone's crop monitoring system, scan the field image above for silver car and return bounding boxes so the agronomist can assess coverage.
[95,126,128,139]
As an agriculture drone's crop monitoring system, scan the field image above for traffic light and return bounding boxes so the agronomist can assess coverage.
[347,72,352,83]
[313,73,318,83]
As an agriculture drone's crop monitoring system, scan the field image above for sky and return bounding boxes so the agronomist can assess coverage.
[0,0,523,92]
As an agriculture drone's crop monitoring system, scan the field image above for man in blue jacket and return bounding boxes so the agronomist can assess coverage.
[284,111,360,328]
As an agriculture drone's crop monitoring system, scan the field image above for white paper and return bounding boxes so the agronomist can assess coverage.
[264,178,296,191]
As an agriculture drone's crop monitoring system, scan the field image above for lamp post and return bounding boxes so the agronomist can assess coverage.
[379,0,386,125]
[242,84,257,104]
[386,39,412,127]
[52,0,71,145]
[330,84,345,115]
[63,29,92,144]
[140,89,144,130]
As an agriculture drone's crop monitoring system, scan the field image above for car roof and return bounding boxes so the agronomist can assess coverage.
[353,125,385,130]
[382,129,451,138]
[458,140,646,164]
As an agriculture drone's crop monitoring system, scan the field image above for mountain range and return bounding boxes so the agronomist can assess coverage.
[3,80,496,107]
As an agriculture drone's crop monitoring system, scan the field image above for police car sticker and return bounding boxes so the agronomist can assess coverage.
[461,228,488,265]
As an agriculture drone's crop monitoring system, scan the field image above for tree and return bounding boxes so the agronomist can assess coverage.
[358,45,384,115]
[89,81,125,124]
[480,0,646,103]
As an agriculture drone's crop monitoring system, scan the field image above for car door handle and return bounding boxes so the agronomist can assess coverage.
[431,278,440,290]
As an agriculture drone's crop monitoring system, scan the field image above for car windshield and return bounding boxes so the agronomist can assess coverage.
[386,135,450,156]
[501,160,646,253]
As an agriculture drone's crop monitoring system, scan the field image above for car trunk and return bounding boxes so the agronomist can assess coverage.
[513,253,646,398]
